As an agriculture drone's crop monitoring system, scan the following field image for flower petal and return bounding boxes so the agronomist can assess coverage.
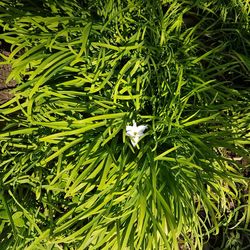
[131,136,140,147]
[126,125,133,131]
[136,125,147,135]
[137,125,147,132]
[126,130,134,137]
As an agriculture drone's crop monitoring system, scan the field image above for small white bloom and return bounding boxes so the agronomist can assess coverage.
[126,120,147,147]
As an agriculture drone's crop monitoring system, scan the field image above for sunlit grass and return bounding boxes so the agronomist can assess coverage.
[0,0,249,249]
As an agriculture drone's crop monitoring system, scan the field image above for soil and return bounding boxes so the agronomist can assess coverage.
[0,43,17,104]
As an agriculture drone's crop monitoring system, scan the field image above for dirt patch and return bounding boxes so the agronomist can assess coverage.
[0,48,17,104]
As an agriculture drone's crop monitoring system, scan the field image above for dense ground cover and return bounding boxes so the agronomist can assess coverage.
[0,0,249,249]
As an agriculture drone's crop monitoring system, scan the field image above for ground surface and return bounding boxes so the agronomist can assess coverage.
[0,44,16,104]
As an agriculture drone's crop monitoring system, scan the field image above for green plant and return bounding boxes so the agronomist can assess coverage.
[0,0,249,249]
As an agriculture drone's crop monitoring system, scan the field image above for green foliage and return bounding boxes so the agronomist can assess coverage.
[0,0,249,249]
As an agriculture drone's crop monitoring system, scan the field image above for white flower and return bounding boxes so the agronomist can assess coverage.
[126,120,147,147]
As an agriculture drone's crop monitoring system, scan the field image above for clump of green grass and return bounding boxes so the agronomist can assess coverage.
[0,0,249,249]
